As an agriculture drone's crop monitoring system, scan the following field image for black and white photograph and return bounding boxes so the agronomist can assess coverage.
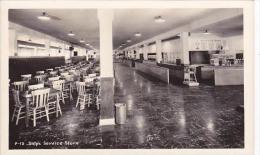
[0,0,256,155]
[8,7,245,149]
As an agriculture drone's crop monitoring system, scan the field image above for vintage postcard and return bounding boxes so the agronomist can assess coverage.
[0,0,255,155]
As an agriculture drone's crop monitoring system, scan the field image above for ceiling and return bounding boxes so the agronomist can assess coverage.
[9,8,243,50]
[9,9,99,49]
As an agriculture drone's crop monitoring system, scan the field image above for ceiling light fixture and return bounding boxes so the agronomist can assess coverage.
[68,31,75,36]
[126,39,132,43]
[37,12,51,21]
[154,16,166,23]
[85,43,90,46]
[204,29,210,35]
[135,32,142,37]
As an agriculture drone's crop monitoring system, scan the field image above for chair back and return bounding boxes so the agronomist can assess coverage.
[60,72,69,77]
[21,74,32,81]
[88,73,97,78]
[31,88,50,108]
[84,77,94,83]
[46,68,53,72]
[64,74,74,82]
[76,81,86,95]
[36,71,44,75]
[28,83,44,91]
[34,75,46,83]
[48,76,60,82]
[51,80,65,91]
[13,81,29,92]
[50,71,58,76]
[12,89,22,107]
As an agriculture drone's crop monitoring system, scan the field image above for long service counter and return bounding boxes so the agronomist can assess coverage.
[135,61,169,84]
[201,66,244,86]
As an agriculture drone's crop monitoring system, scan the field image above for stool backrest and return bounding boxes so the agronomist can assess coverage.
[31,88,50,108]
[13,81,29,92]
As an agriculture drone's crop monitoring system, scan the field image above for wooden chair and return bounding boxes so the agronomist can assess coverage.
[21,74,32,81]
[34,75,46,83]
[11,89,26,125]
[60,72,69,77]
[51,80,65,104]
[88,73,97,78]
[28,83,44,91]
[49,71,58,77]
[64,74,76,94]
[13,81,29,92]
[36,71,44,75]
[29,88,50,127]
[46,68,53,72]
[75,82,92,109]
[48,76,60,82]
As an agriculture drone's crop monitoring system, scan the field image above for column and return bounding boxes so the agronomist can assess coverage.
[156,40,162,63]
[143,44,148,60]
[98,9,115,126]
[9,29,17,56]
[180,32,190,65]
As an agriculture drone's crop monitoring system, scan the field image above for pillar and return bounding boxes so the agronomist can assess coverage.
[9,29,17,56]
[156,39,162,63]
[180,32,190,65]
[143,44,148,60]
[98,9,115,126]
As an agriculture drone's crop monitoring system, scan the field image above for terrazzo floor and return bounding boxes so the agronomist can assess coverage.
[9,63,244,149]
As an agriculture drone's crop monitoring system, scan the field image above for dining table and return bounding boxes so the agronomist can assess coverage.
[22,88,61,128]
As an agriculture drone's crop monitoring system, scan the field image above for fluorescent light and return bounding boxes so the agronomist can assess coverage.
[85,43,90,46]
[68,31,75,36]
[80,39,85,43]
[135,32,142,37]
[126,39,132,43]
[38,12,51,21]
[154,16,165,23]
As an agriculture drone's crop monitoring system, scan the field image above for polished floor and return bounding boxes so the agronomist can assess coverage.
[9,63,244,149]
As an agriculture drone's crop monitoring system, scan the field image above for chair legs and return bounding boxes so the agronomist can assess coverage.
[45,106,49,122]
[12,106,25,126]
[11,107,17,122]
[16,107,22,125]
[32,106,50,127]
[33,109,36,127]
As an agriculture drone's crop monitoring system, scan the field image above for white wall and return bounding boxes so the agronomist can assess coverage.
[9,22,88,59]
[162,38,181,63]
[223,34,244,57]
